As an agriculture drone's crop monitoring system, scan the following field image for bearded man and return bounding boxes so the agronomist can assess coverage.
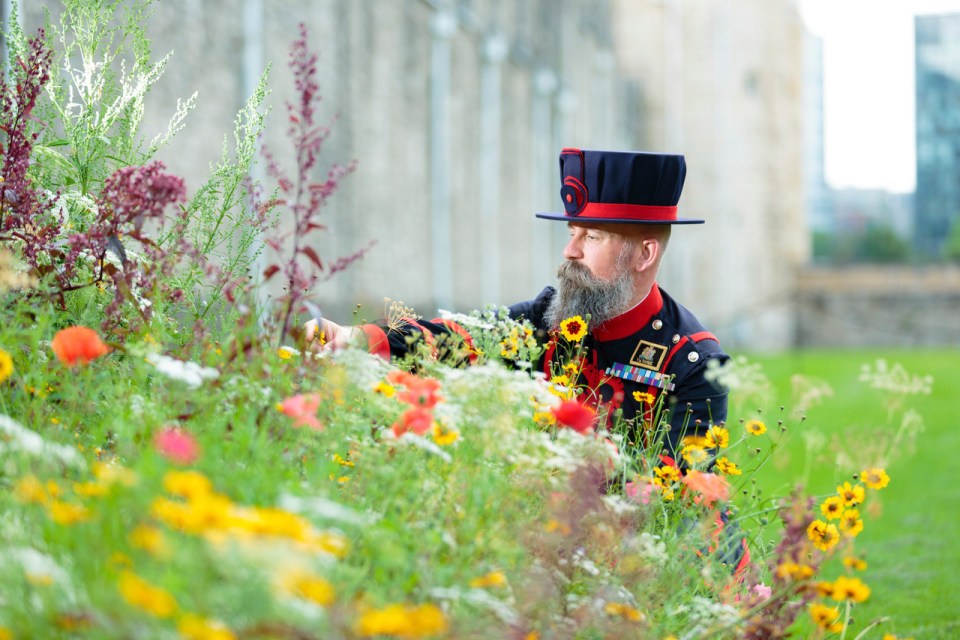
[308,148,729,453]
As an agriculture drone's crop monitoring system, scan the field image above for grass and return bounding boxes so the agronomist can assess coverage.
[741,348,960,639]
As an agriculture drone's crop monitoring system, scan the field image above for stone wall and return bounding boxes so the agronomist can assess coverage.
[15,0,807,349]
[795,266,960,347]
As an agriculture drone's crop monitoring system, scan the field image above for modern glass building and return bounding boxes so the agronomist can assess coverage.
[915,13,960,257]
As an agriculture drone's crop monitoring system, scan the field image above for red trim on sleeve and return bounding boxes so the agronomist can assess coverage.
[359,324,391,361]
[733,539,751,584]
[689,331,719,344]
[402,319,438,359]
[662,336,690,373]
[431,318,479,363]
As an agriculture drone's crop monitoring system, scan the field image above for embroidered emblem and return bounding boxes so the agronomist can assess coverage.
[629,340,668,371]
[605,362,676,391]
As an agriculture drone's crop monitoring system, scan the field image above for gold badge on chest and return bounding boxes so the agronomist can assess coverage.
[630,340,668,371]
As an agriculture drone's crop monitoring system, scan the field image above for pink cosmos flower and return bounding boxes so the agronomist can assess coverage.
[278,393,323,430]
[625,480,660,505]
[680,470,730,506]
[153,427,200,465]
[751,583,772,600]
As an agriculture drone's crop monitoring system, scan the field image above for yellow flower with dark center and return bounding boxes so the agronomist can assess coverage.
[809,603,843,632]
[775,561,814,580]
[0,348,13,383]
[119,571,177,618]
[559,315,588,342]
[830,575,871,602]
[533,411,557,427]
[373,381,396,398]
[843,556,867,571]
[839,509,864,537]
[704,425,730,448]
[744,419,767,435]
[820,496,844,520]
[654,465,682,484]
[836,481,865,507]
[431,422,460,446]
[632,390,656,404]
[500,338,519,359]
[681,444,708,466]
[714,456,742,476]
[861,467,890,490]
[469,571,507,588]
[807,519,840,551]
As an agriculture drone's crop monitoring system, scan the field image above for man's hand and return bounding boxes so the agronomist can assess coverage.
[304,317,358,351]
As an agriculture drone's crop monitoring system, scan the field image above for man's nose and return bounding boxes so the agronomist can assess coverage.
[563,236,582,260]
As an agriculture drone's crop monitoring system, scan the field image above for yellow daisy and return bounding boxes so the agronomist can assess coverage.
[559,315,588,342]
[860,468,890,490]
[744,419,767,436]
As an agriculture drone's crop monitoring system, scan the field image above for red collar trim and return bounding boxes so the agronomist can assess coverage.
[592,283,663,342]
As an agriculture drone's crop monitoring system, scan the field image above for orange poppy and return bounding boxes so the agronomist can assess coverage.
[51,326,110,366]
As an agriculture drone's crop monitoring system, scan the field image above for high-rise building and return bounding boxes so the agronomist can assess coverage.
[915,13,960,257]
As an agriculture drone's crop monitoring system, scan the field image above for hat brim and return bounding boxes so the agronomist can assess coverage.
[535,212,705,225]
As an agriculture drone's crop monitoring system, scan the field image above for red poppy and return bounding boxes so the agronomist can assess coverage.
[51,326,110,366]
[391,406,435,437]
[388,370,443,408]
[153,427,200,465]
[551,400,596,434]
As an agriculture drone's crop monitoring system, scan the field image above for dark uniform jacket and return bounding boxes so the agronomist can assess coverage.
[508,283,728,451]
[358,282,729,453]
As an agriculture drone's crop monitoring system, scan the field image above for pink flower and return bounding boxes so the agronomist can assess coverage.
[751,583,772,600]
[278,393,323,430]
[153,427,200,465]
[551,400,596,434]
[625,480,660,505]
[680,470,730,506]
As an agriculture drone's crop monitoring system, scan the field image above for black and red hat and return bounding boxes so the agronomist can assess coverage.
[536,147,704,225]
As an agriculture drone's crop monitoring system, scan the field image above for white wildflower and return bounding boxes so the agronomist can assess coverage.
[277,493,377,527]
[859,359,933,395]
[146,353,219,388]
[0,415,84,468]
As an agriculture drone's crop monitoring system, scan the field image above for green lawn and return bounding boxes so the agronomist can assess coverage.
[740,349,960,639]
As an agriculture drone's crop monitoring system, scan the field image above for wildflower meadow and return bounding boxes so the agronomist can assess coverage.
[0,2,938,638]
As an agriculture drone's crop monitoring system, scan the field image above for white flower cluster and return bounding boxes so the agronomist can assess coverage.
[0,415,84,468]
[146,353,219,388]
[858,359,934,395]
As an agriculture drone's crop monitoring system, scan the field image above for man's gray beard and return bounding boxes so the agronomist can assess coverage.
[544,259,635,329]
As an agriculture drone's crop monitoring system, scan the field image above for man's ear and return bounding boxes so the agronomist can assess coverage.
[634,237,661,273]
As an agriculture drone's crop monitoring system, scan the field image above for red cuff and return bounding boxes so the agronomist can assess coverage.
[359,324,391,360]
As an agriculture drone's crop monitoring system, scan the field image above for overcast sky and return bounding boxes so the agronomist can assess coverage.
[799,0,960,193]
